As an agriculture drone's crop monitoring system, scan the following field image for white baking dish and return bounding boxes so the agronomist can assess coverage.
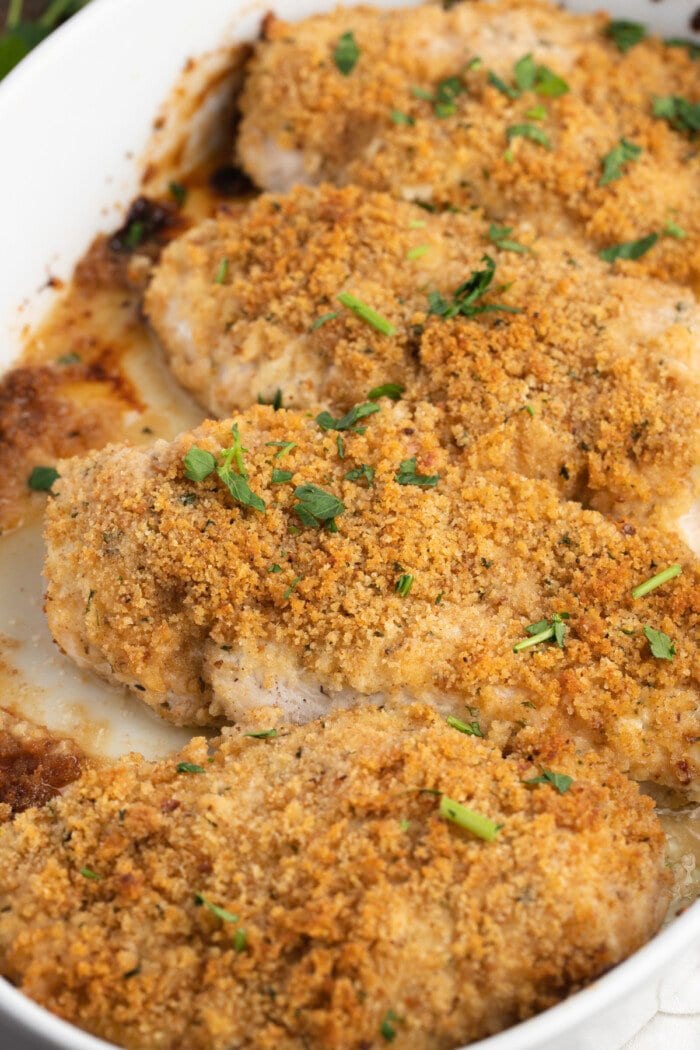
[0,0,698,1047]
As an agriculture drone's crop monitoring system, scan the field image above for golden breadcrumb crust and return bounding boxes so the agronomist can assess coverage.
[44,403,700,794]
[238,1,700,291]
[145,184,700,522]
[0,705,671,1050]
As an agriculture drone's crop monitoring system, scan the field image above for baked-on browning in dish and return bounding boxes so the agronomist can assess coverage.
[145,184,700,522]
[0,705,672,1050]
[238,0,700,291]
[44,403,700,796]
[0,709,83,821]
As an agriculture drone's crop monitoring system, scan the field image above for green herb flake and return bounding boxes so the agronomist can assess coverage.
[427,254,521,320]
[79,867,101,880]
[268,563,283,574]
[607,19,646,53]
[194,893,239,924]
[344,464,375,486]
[316,401,380,432]
[168,181,188,207]
[439,796,500,841]
[336,435,345,459]
[513,53,536,91]
[177,762,206,774]
[337,292,397,336]
[446,714,483,737]
[214,257,229,284]
[524,769,573,794]
[244,728,278,739]
[334,30,359,76]
[506,123,551,149]
[599,233,658,263]
[293,484,345,529]
[533,66,569,97]
[488,223,529,254]
[599,138,642,185]
[310,311,340,331]
[271,468,293,484]
[283,576,303,600]
[643,626,676,660]
[56,352,81,365]
[257,389,283,410]
[391,109,415,125]
[664,220,687,239]
[233,928,247,952]
[395,457,440,488]
[487,71,519,99]
[380,1010,400,1042]
[367,383,404,401]
[265,440,296,459]
[406,244,430,260]
[524,104,548,121]
[631,563,682,599]
[27,465,60,492]
[652,95,700,136]
[665,38,700,61]
[183,447,216,482]
[395,573,414,597]
[513,612,569,652]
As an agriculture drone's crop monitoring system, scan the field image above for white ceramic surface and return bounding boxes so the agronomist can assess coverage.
[0,0,698,1048]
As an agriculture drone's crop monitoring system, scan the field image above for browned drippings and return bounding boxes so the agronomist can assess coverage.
[0,710,84,816]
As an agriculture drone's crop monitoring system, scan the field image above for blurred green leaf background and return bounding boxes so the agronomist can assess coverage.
[0,0,90,81]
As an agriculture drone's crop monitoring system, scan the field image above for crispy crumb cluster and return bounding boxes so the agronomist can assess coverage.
[44,402,700,794]
[238,0,700,290]
[0,705,671,1050]
[145,184,700,523]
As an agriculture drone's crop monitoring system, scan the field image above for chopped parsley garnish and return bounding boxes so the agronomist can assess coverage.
[194,893,238,924]
[632,563,682,599]
[487,71,519,99]
[367,383,404,401]
[233,928,247,952]
[380,1010,400,1042]
[391,109,415,125]
[183,447,216,482]
[57,351,81,365]
[664,221,686,239]
[344,464,375,486]
[310,311,339,331]
[79,867,101,880]
[177,762,205,774]
[271,468,293,484]
[598,233,658,263]
[217,425,266,512]
[183,426,265,512]
[27,465,60,492]
[411,74,466,117]
[336,436,345,459]
[395,573,414,597]
[652,95,700,136]
[395,457,440,488]
[506,123,551,149]
[524,104,548,121]
[244,728,278,739]
[257,389,283,410]
[524,769,573,794]
[643,626,676,661]
[406,244,430,260]
[446,714,483,737]
[488,223,528,254]
[337,292,397,336]
[513,54,569,97]
[293,484,345,529]
[607,19,646,53]
[283,576,303,600]
[268,563,283,574]
[168,181,187,207]
[265,440,296,459]
[513,612,569,652]
[316,401,380,432]
[214,257,229,284]
[599,139,642,185]
[427,254,521,319]
[439,796,500,841]
[333,30,359,75]
[665,38,700,61]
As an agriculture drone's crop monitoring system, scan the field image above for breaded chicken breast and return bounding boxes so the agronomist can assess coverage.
[145,185,700,522]
[0,704,671,1050]
[44,403,700,795]
[238,1,700,291]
